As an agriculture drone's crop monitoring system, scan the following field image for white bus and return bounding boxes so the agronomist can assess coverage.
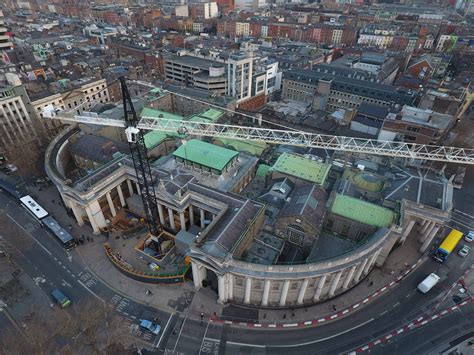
[19,195,48,220]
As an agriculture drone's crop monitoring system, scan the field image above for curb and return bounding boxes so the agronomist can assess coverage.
[349,297,473,354]
[209,258,425,329]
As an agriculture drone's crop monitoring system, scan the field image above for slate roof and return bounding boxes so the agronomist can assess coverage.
[284,69,417,105]
[70,134,129,164]
[278,184,328,228]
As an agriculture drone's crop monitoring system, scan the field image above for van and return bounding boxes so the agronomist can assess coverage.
[51,288,71,308]
[417,273,440,293]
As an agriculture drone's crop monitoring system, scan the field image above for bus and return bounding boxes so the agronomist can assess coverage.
[433,229,464,263]
[42,216,76,250]
[19,195,48,221]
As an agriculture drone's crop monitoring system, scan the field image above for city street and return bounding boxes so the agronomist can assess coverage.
[1,184,473,354]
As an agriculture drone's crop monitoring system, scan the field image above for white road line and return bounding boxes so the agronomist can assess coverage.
[380,310,388,316]
[225,318,375,349]
[7,214,52,255]
[393,302,400,308]
[77,280,104,303]
[198,320,210,355]
[156,313,174,349]
[173,313,188,353]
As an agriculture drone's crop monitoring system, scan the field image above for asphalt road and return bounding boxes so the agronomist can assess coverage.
[1,187,472,354]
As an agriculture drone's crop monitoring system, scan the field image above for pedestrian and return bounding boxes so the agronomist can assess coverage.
[369,281,374,287]
[200,312,204,325]
[332,305,337,312]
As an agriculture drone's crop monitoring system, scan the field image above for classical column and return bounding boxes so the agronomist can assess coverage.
[168,208,176,230]
[342,264,358,289]
[157,204,165,225]
[218,275,226,303]
[364,253,378,275]
[297,279,309,305]
[200,208,205,230]
[328,271,342,297]
[106,192,116,217]
[189,205,195,226]
[136,182,141,195]
[117,184,126,207]
[419,219,432,235]
[419,221,435,242]
[127,179,134,196]
[262,279,271,306]
[85,205,100,234]
[400,219,416,244]
[314,275,327,301]
[244,278,252,304]
[419,224,440,253]
[70,202,84,226]
[354,259,368,282]
[227,274,234,301]
[279,280,290,306]
[192,263,202,290]
[179,212,186,231]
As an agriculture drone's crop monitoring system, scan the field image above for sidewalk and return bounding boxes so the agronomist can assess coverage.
[29,183,426,325]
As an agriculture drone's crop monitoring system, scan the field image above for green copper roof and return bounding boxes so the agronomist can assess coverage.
[256,164,271,177]
[330,194,396,228]
[140,107,183,122]
[173,139,238,172]
[272,153,330,185]
[215,137,267,156]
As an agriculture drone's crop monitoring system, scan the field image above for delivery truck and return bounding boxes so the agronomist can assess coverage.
[417,273,440,293]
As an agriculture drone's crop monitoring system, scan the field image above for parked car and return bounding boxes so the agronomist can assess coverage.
[139,319,161,335]
[458,245,471,258]
[464,231,474,243]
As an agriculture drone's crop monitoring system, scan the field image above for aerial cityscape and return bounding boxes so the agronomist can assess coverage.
[0,0,473,354]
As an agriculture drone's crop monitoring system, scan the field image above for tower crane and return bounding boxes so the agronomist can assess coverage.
[42,77,474,241]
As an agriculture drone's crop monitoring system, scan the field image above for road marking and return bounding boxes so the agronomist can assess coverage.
[173,313,188,353]
[77,280,104,302]
[393,302,400,308]
[225,318,375,349]
[197,320,210,355]
[156,312,174,349]
[7,214,52,255]
[380,310,388,316]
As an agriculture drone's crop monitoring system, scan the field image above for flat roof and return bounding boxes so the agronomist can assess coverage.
[140,107,184,122]
[189,108,225,124]
[167,55,224,70]
[272,153,330,185]
[214,136,267,156]
[173,140,238,172]
[142,107,183,149]
[330,194,396,228]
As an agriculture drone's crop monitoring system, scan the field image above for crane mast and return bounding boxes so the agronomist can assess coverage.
[120,77,161,238]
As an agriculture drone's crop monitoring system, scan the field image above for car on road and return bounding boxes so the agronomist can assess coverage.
[458,245,471,257]
[51,288,71,308]
[139,319,161,335]
[464,231,474,243]
[417,273,440,293]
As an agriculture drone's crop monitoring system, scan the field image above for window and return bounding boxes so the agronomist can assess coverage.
[407,126,421,133]
[287,224,306,246]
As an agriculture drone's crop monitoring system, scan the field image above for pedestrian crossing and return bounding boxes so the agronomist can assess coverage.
[79,271,97,288]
